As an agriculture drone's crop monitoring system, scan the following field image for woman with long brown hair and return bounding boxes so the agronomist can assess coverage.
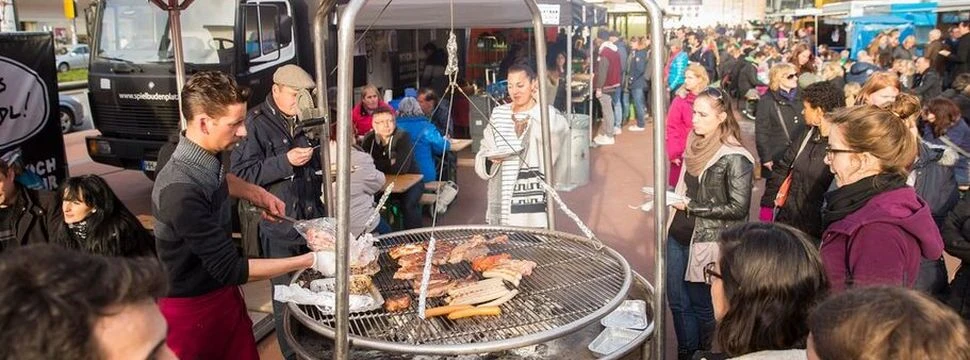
[667,87,754,360]
[788,43,817,77]
[922,97,970,188]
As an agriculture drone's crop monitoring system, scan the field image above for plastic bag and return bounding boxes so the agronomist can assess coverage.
[294,217,378,270]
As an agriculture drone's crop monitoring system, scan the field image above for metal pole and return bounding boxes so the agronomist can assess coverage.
[631,1,667,359]
[314,0,336,216]
[335,1,366,359]
[566,27,573,122]
[150,0,195,129]
[588,24,594,147]
[525,0,556,230]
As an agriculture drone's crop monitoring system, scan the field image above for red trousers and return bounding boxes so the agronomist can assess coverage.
[159,286,259,360]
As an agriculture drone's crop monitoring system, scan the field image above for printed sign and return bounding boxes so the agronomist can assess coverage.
[0,32,67,191]
[538,4,561,26]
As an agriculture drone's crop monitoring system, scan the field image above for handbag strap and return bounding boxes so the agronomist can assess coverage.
[940,135,970,158]
[773,100,791,144]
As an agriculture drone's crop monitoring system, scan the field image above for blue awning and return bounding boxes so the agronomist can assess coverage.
[843,15,912,24]
[891,2,938,27]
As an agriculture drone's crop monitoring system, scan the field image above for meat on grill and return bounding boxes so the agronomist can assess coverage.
[384,294,411,312]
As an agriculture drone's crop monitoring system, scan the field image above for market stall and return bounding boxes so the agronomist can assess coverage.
[310,0,671,359]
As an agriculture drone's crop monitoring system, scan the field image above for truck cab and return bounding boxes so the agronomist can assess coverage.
[86,0,322,178]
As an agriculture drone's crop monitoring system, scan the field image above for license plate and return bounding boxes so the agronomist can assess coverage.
[142,160,157,172]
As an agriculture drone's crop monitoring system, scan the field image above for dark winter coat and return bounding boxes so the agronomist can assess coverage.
[821,187,945,293]
[755,89,805,166]
[361,129,422,176]
[913,69,943,101]
[942,89,970,123]
[912,141,960,226]
[230,96,325,250]
[945,33,970,77]
[690,48,717,82]
[1,186,59,251]
[736,59,760,98]
[762,127,833,239]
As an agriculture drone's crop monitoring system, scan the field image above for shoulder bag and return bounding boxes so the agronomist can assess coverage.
[774,129,814,208]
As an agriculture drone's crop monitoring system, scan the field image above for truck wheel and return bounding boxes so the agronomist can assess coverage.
[58,62,70,72]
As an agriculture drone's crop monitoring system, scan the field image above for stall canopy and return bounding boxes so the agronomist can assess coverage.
[343,0,608,29]
[845,15,915,58]
[891,2,937,27]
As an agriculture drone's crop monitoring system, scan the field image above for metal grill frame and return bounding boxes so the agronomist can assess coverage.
[287,225,633,355]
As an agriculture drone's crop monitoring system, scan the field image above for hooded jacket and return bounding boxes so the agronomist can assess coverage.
[845,61,881,85]
[595,41,622,91]
[820,186,945,293]
[396,114,451,182]
[911,141,959,226]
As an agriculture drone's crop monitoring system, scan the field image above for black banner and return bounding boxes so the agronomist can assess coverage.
[0,32,67,191]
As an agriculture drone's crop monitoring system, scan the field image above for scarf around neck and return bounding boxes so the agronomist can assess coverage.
[685,127,726,177]
[822,173,907,228]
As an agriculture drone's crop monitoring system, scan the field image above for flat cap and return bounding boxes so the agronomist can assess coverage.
[597,28,610,40]
[273,64,315,89]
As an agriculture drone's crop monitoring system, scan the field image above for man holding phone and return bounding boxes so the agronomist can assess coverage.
[229,64,326,359]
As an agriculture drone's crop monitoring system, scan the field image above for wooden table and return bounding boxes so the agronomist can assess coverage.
[383,173,423,193]
[449,138,473,152]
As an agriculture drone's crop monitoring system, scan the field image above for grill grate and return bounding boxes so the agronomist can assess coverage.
[288,226,632,355]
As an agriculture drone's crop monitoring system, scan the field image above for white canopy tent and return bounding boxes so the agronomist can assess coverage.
[342,0,608,29]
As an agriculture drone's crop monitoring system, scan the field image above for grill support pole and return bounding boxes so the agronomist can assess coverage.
[314,0,337,216]
[335,1,366,359]
[524,0,556,230]
[630,1,667,359]
[148,0,195,129]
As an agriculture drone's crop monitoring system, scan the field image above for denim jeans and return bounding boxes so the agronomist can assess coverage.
[596,92,615,137]
[666,236,716,359]
[631,87,647,127]
[612,88,624,128]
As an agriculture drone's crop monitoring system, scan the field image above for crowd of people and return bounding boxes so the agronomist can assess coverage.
[8,18,970,359]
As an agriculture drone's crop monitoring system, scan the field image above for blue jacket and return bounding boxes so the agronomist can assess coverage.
[230,96,325,246]
[396,115,451,182]
[668,51,689,91]
[629,49,648,89]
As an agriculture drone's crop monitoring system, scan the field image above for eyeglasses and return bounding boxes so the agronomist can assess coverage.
[825,145,861,160]
[785,73,798,80]
[703,262,721,285]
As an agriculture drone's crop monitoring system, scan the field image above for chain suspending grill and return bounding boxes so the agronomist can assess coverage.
[287,225,632,355]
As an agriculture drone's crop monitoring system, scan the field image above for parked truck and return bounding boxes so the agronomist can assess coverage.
[85,0,335,178]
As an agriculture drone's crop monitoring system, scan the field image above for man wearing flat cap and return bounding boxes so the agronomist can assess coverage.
[230,64,324,359]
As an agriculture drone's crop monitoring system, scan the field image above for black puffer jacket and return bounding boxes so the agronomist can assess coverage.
[679,149,755,245]
[941,188,970,319]
[755,90,805,167]
[762,127,832,240]
[913,141,960,226]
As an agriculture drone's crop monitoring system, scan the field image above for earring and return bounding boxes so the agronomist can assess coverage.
[91,209,97,213]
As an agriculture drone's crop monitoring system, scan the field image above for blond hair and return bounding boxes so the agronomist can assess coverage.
[844,83,861,107]
[820,62,844,81]
[769,63,797,91]
[684,63,710,93]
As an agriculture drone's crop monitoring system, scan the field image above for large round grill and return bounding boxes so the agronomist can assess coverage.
[287,225,633,355]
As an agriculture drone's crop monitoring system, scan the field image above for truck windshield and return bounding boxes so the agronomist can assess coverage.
[97,0,236,65]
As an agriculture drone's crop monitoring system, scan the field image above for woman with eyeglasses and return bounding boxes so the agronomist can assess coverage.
[696,222,828,360]
[667,87,754,360]
[761,81,843,239]
[820,105,944,293]
[755,63,804,186]
[666,63,710,187]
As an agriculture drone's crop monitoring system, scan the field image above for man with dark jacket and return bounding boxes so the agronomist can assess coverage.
[941,21,970,80]
[688,32,717,82]
[927,29,945,74]
[229,65,325,359]
[914,56,943,101]
[0,149,59,251]
[593,28,622,146]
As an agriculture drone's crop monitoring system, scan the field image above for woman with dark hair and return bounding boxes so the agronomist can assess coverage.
[761,81,843,238]
[808,287,970,360]
[667,87,754,360]
[544,48,568,113]
[696,222,828,360]
[53,175,155,257]
[475,63,568,228]
[820,105,944,292]
[922,97,970,187]
[788,43,817,79]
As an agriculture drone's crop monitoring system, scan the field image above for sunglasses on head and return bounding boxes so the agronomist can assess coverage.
[703,87,725,101]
